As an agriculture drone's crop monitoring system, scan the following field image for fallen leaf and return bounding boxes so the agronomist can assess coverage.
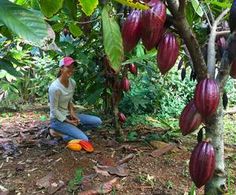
[94,166,111,176]
[78,177,119,195]
[36,172,54,189]
[151,144,175,158]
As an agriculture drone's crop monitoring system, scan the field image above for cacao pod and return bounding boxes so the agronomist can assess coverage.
[121,77,130,92]
[189,141,215,188]
[66,142,82,151]
[79,140,94,152]
[179,100,202,136]
[68,139,81,144]
[129,63,137,75]
[194,78,220,118]
[122,10,142,53]
[230,60,236,79]
[118,112,126,123]
[157,32,179,74]
[141,0,166,50]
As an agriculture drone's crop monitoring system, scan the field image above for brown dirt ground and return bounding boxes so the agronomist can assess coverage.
[0,109,236,195]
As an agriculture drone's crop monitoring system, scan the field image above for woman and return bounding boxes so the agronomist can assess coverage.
[48,56,102,141]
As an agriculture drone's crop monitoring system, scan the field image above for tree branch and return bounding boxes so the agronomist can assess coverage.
[178,0,185,15]
[216,30,230,36]
[166,0,207,80]
[207,8,230,77]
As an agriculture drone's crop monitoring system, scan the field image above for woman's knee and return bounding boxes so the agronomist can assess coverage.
[95,117,102,126]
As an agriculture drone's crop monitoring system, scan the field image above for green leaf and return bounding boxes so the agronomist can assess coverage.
[69,22,83,37]
[113,0,148,10]
[0,0,51,46]
[52,22,65,32]
[78,0,98,16]
[102,6,124,73]
[63,0,77,20]
[40,115,47,121]
[86,88,104,104]
[0,59,22,77]
[190,0,203,17]
[39,0,63,18]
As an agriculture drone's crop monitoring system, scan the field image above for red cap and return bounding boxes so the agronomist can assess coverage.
[59,57,75,67]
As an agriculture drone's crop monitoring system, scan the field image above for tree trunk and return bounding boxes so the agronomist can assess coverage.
[205,97,227,194]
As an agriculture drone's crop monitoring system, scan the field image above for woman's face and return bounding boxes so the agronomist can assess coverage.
[61,64,74,78]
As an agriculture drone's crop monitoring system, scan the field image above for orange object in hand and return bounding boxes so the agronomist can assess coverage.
[79,140,94,152]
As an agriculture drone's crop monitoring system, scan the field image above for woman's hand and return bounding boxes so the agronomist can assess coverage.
[65,118,80,126]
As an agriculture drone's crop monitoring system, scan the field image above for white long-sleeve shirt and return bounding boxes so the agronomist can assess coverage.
[48,78,76,122]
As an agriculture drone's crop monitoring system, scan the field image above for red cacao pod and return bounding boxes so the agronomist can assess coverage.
[122,10,142,53]
[189,141,215,188]
[141,0,166,50]
[157,32,179,74]
[230,60,236,79]
[118,112,126,123]
[194,78,220,118]
[121,77,130,92]
[179,100,202,136]
[79,140,94,152]
[129,63,137,75]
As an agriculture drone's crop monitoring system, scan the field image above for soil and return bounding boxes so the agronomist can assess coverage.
[0,109,236,195]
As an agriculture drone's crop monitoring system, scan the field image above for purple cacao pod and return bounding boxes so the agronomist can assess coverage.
[157,32,179,74]
[194,78,220,118]
[230,60,236,79]
[118,112,126,123]
[141,0,166,50]
[179,100,202,136]
[122,10,142,53]
[129,63,137,75]
[121,77,130,92]
[189,141,215,188]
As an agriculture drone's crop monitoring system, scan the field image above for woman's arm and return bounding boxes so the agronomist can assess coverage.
[68,102,80,124]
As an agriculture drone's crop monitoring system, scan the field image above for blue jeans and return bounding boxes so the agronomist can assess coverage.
[50,113,102,141]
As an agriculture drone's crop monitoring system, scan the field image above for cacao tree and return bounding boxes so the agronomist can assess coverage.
[0,0,235,193]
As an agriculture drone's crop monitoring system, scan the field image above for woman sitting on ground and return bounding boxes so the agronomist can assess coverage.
[48,56,102,141]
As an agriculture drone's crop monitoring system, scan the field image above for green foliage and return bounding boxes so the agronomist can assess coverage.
[67,168,83,192]
[113,0,148,10]
[119,65,196,119]
[68,23,83,37]
[127,131,138,141]
[78,0,98,16]
[0,59,22,77]
[190,0,203,17]
[102,5,124,73]
[224,78,236,107]
[39,0,64,18]
[0,0,51,46]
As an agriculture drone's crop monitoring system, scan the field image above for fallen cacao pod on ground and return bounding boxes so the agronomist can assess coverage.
[189,141,215,188]
[66,141,82,151]
[79,140,94,152]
